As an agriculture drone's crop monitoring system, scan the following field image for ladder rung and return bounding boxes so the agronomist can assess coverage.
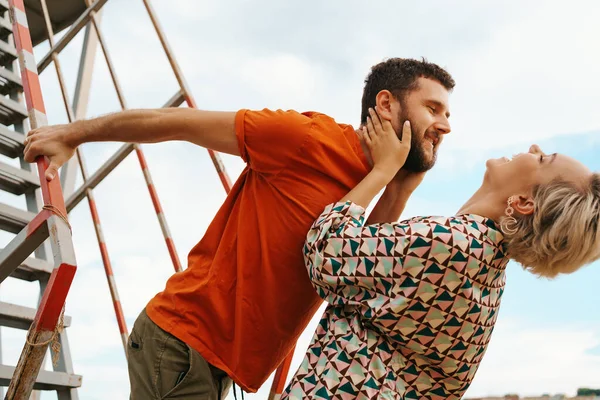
[0,67,22,96]
[0,365,82,390]
[0,249,53,281]
[0,202,34,233]
[0,123,24,158]
[0,95,28,126]
[0,301,72,330]
[0,160,39,195]
[0,16,11,41]
[0,39,16,67]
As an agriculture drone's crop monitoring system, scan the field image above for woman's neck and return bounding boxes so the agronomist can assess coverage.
[456,185,505,223]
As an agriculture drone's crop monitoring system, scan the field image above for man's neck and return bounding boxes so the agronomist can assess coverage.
[355,128,373,167]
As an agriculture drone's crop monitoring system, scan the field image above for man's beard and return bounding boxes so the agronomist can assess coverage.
[397,112,438,173]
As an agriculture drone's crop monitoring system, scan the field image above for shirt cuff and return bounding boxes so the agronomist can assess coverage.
[320,201,366,231]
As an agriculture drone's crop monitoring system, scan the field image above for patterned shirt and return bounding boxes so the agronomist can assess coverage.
[282,201,508,400]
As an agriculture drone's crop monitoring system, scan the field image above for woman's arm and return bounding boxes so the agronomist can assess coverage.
[340,108,412,208]
[304,107,413,306]
[304,201,460,352]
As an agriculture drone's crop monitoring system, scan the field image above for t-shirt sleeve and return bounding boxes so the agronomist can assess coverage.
[235,108,314,174]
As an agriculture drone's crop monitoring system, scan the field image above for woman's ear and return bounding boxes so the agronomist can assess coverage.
[512,194,535,215]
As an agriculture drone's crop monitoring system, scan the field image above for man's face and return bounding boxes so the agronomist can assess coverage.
[392,77,451,172]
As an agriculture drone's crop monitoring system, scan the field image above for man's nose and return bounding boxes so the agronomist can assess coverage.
[435,119,451,135]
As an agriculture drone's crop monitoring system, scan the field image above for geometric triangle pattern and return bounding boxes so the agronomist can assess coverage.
[282,201,509,399]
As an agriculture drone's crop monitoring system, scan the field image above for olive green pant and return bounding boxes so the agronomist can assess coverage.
[127,309,233,399]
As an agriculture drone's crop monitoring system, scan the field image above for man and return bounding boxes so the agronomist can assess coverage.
[23,58,454,399]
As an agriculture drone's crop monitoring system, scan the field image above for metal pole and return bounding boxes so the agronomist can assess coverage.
[61,6,103,197]
[268,346,295,400]
[6,1,78,397]
[39,0,129,352]
[139,1,296,395]
[140,0,233,193]
[65,91,185,212]
[36,0,109,74]
[85,1,182,272]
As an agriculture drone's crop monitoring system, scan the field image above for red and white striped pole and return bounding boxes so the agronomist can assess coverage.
[6,0,78,397]
[140,1,297,396]
[268,346,295,400]
[135,147,182,272]
[83,3,182,272]
[141,0,233,193]
[38,0,129,351]
[86,188,129,347]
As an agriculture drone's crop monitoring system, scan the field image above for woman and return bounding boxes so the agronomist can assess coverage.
[282,109,600,399]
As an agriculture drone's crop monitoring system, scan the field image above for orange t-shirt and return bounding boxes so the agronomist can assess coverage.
[146,108,370,392]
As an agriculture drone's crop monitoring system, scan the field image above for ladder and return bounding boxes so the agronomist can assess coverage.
[0,0,81,398]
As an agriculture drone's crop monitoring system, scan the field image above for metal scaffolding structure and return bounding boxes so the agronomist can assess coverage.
[0,0,296,399]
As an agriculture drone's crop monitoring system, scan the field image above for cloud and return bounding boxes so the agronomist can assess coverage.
[238,54,320,104]
[464,319,600,398]
[442,1,600,150]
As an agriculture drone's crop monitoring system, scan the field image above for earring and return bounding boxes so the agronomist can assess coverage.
[500,196,518,235]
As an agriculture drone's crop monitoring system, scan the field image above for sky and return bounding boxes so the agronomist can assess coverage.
[0,0,599,399]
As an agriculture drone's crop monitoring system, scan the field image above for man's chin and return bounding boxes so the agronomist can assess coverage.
[421,148,437,170]
[403,147,437,172]
[404,162,432,173]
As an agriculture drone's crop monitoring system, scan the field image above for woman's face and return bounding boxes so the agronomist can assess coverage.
[484,144,591,196]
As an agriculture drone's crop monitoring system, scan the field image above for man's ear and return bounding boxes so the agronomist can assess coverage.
[512,194,535,215]
[375,90,396,121]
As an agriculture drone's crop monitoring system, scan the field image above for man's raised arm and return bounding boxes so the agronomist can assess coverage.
[23,108,238,180]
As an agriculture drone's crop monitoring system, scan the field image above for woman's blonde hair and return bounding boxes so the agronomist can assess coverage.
[501,173,600,278]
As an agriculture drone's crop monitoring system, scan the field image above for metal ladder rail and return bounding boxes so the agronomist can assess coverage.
[1,1,79,398]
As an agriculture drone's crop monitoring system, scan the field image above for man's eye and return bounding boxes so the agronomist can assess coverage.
[428,106,435,113]
[539,155,544,163]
